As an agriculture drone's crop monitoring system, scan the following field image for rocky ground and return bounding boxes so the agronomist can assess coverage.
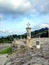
[0,54,8,65]
[5,42,49,65]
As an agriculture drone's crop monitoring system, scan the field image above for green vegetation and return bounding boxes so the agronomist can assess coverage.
[31,27,48,38]
[0,27,48,43]
[0,47,12,55]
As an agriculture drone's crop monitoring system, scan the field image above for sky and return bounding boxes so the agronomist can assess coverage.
[0,0,49,36]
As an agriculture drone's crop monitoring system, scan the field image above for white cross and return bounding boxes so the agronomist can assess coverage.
[27,22,30,27]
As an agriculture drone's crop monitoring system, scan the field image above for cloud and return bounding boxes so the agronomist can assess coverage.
[33,23,49,30]
[0,30,14,36]
[0,29,13,33]
[0,0,31,15]
[0,14,4,20]
[0,0,49,19]
[40,24,49,28]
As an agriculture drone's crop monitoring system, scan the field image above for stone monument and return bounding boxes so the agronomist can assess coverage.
[26,23,32,48]
[36,41,40,49]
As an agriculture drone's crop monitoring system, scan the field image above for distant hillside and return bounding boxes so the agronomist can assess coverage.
[0,27,48,43]
[31,27,48,38]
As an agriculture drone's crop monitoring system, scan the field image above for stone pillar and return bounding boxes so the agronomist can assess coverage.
[26,23,31,39]
[26,23,32,48]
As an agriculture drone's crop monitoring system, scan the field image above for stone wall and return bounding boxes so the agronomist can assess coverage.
[31,38,49,46]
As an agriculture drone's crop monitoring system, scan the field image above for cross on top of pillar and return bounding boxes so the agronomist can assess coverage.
[27,22,30,27]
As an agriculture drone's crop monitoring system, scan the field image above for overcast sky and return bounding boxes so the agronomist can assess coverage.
[0,0,49,36]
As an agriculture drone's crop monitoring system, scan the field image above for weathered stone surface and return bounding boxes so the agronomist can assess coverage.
[6,45,49,65]
[5,38,49,65]
[0,54,8,65]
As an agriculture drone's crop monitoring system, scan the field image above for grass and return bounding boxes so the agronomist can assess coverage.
[0,47,12,55]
